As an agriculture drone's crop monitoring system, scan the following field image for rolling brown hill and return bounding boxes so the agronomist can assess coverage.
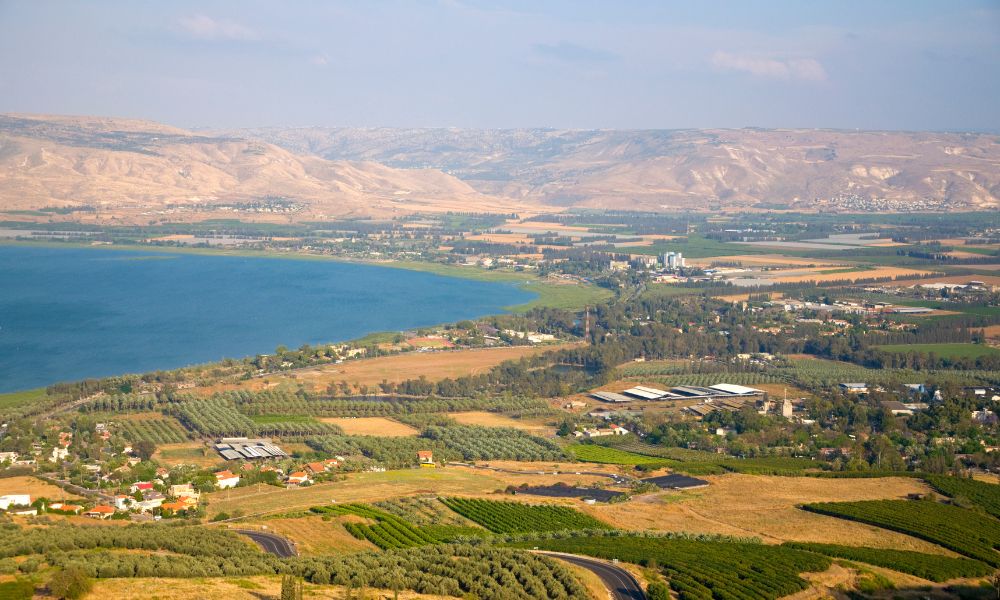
[0,114,529,223]
[226,127,1000,212]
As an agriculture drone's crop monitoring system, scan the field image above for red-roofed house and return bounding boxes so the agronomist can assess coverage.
[417,450,434,467]
[305,462,328,475]
[286,471,312,486]
[214,470,240,489]
[84,505,116,519]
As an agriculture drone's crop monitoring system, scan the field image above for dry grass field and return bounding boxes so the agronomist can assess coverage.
[206,468,506,517]
[319,416,419,437]
[152,442,221,468]
[586,474,950,554]
[448,411,554,436]
[86,576,452,600]
[0,475,82,501]
[767,266,931,284]
[239,517,378,555]
[204,344,574,395]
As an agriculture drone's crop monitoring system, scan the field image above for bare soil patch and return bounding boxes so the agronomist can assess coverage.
[319,417,419,437]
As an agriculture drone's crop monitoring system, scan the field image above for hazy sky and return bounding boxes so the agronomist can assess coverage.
[1,1,998,131]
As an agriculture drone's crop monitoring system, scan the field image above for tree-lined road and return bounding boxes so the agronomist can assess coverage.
[233,529,297,557]
[535,551,646,600]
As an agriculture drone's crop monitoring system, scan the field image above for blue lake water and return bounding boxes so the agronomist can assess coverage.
[0,246,534,392]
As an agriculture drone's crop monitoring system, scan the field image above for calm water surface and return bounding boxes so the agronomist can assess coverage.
[0,246,534,392]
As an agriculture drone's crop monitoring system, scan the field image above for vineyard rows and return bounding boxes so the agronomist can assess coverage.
[512,535,830,600]
[171,398,257,437]
[422,426,565,462]
[309,504,437,549]
[440,498,612,534]
[925,475,1000,519]
[802,500,1000,566]
[117,418,189,444]
[784,542,992,582]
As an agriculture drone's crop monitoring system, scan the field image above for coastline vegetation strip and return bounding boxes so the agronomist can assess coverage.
[0,239,610,311]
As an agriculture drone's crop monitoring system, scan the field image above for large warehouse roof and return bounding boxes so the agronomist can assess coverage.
[708,383,762,395]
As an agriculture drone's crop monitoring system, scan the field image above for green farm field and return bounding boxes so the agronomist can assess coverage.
[875,343,1000,359]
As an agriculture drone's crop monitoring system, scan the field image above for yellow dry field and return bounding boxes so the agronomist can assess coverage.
[767,266,931,284]
[0,476,83,501]
[585,474,952,554]
[449,463,623,488]
[206,344,575,394]
[85,576,452,600]
[691,254,837,268]
[241,517,378,555]
[713,291,786,303]
[206,468,505,517]
[152,442,221,468]
[464,232,532,244]
[980,325,1000,342]
[319,416,419,437]
[448,411,554,435]
[206,466,621,518]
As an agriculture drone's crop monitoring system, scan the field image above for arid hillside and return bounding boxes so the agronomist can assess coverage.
[0,114,527,223]
[227,127,1000,212]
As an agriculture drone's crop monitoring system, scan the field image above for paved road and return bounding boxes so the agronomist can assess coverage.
[536,551,646,600]
[233,530,297,557]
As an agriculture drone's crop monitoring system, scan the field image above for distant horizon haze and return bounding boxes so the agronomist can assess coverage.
[0,1,997,132]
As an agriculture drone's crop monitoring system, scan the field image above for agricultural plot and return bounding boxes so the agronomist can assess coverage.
[513,535,831,600]
[784,542,992,582]
[595,437,819,476]
[802,500,1000,566]
[775,357,1000,390]
[319,417,418,437]
[513,485,626,503]
[171,398,257,437]
[422,425,565,462]
[876,342,1000,360]
[440,497,612,534]
[567,444,670,467]
[117,417,189,444]
[924,475,1000,519]
[308,503,438,549]
[373,497,477,527]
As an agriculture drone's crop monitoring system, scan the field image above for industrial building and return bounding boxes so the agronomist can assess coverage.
[591,383,763,405]
[215,438,288,461]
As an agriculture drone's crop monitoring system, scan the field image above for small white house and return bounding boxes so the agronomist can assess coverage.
[214,470,240,489]
[0,494,31,510]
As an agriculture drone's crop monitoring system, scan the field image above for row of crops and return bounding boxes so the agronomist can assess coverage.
[219,389,551,418]
[925,475,1000,519]
[422,426,565,462]
[567,444,670,467]
[309,504,438,549]
[802,500,1000,566]
[117,418,189,444]
[171,398,257,437]
[595,437,819,475]
[373,497,476,527]
[774,359,1000,391]
[623,372,784,387]
[783,542,992,582]
[511,535,831,600]
[440,498,612,534]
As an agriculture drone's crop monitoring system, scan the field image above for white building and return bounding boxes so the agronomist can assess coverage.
[214,470,240,489]
[0,495,32,510]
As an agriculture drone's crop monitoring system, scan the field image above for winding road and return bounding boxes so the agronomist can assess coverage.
[233,527,644,599]
[536,551,646,600]
[233,529,297,557]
